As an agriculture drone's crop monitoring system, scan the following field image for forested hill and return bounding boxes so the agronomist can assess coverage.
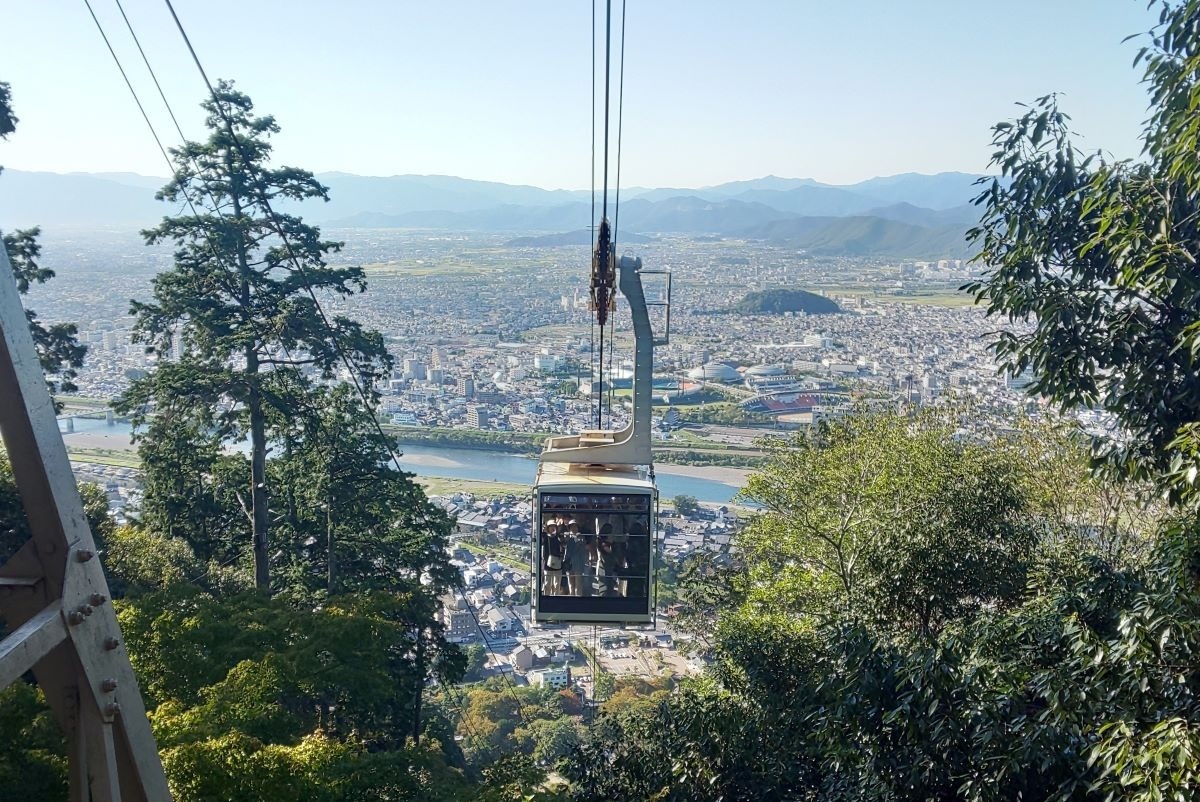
[732,288,841,315]
[738,214,974,259]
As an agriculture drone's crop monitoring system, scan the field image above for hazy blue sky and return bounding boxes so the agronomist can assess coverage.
[0,1,1162,189]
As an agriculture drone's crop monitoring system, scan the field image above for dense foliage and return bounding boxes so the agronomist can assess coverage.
[118,82,390,588]
[388,425,548,455]
[966,0,1200,503]
[553,411,1179,802]
[0,83,474,801]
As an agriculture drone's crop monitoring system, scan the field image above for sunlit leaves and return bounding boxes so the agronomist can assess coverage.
[967,2,1200,505]
[738,408,1037,638]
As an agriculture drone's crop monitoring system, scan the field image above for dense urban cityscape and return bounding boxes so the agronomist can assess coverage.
[19,217,1083,693]
[30,226,1047,427]
[13,216,1044,638]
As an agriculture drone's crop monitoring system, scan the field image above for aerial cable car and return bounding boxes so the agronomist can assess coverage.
[531,219,670,625]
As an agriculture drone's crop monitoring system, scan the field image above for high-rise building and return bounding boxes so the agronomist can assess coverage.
[457,375,475,399]
[404,359,427,381]
[467,404,489,429]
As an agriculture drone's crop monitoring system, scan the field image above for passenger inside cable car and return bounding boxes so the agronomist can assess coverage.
[537,492,652,610]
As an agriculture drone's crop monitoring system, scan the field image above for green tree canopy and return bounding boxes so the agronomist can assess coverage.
[119,81,391,588]
[268,384,456,599]
[671,494,699,517]
[0,81,16,140]
[739,409,1040,638]
[966,0,1200,503]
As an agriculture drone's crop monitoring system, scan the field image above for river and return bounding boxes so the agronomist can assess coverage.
[61,418,746,505]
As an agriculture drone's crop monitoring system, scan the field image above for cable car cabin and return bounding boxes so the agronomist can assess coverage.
[529,253,669,625]
[531,462,656,625]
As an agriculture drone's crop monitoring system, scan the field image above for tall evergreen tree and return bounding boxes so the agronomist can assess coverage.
[120,82,390,589]
[270,384,457,598]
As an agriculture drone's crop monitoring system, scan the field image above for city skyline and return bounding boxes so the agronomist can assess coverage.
[0,0,1163,190]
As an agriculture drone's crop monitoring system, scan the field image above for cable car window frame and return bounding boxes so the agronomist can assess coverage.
[534,490,654,621]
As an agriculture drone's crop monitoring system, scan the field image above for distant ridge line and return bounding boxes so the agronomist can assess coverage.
[0,169,987,259]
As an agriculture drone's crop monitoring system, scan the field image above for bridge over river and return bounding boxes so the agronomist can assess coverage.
[56,407,120,433]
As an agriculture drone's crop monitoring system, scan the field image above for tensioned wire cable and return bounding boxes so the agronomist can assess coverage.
[87,0,526,734]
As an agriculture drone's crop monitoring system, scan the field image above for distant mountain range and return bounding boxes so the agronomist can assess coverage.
[506,229,654,247]
[0,169,988,259]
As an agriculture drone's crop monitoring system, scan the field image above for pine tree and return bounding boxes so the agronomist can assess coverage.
[120,82,390,590]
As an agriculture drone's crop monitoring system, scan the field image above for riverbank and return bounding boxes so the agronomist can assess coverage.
[655,463,752,487]
[60,426,754,485]
[62,430,136,451]
[59,422,748,502]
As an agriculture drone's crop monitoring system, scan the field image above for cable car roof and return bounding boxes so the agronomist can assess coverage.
[534,461,654,492]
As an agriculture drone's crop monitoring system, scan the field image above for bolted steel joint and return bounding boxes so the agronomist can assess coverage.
[67,610,85,625]
[103,636,120,650]
[76,550,95,563]
[100,678,118,693]
[104,702,121,716]
[89,593,107,606]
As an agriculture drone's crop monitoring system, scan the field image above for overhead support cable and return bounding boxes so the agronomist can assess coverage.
[82,0,177,181]
[161,0,403,471]
[601,0,612,220]
[85,0,295,376]
[111,0,190,153]
[613,0,627,248]
[453,583,534,729]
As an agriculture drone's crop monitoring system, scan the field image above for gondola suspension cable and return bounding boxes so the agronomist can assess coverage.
[454,583,534,728]
[592,0,618,431]
[590,0,597,426]
[83,0,283,352]
[111,0,189,162]
[82,0,176,191]
[590,0,596,242]
[606,313,614,423]
[613,0,627,250]
[601,0,611,221]
[592,624,600,721]
[607,0,625,427]
[438,676,487,753]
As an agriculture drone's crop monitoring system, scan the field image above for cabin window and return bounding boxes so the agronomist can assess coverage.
[536,492,653,618]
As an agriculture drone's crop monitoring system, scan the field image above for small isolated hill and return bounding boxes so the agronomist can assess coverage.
[733,288,841,315]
